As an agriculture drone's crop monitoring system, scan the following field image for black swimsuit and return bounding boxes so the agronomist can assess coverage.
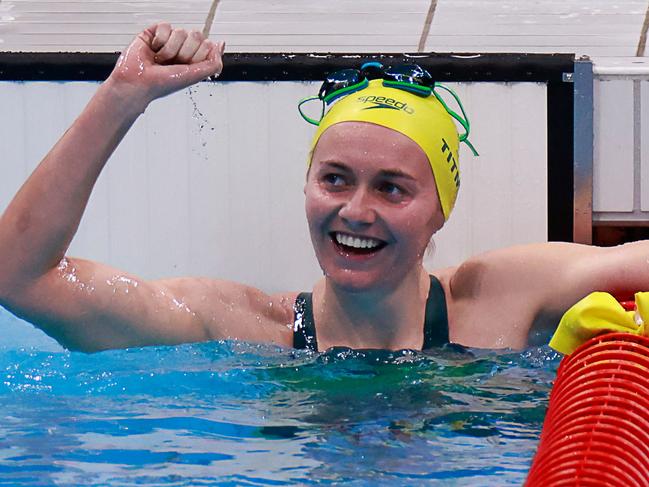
[292,275,449,351]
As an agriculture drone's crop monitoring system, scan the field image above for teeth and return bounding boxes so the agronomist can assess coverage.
[335,233,381,249]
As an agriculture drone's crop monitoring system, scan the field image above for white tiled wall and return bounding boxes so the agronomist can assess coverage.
[430,0,645,56]
[0,0,644,55]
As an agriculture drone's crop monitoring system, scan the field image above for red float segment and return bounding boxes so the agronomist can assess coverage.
[526,333,649,486]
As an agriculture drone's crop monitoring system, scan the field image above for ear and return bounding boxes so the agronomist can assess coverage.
[425,208,445,243]
[432,211,445,235]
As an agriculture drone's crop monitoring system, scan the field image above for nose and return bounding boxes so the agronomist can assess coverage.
[338,187,376,227]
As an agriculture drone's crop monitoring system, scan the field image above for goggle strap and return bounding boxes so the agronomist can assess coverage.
[322,79,369,105]
[432,85,469,134]
[298,71,479,156]
[361,61,384,70]
[298,96,324,126]
[382,80,432,97]
[463,138,479,157]
[433,84,478,155]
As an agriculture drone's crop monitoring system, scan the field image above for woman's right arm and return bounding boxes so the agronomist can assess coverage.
[0,24,294,352]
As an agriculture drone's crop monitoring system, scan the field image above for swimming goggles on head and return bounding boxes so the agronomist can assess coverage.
[298,62,478,156]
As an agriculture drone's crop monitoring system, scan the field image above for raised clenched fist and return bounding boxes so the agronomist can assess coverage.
[108,22,225,107]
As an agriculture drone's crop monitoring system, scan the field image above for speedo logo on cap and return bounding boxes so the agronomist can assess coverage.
[357,95,414,114]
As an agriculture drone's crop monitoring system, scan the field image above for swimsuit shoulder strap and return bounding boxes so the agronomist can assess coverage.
[293,275,449,351]
[293,292,319,351]
[423,274,450,349]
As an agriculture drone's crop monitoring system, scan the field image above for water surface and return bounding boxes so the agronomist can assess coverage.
[0,309,557,486]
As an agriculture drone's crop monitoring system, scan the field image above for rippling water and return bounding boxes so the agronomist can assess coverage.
[0,311,559,486]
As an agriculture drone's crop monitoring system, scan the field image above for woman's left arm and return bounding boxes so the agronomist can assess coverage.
[447,241,649,347]
[539,240,649,308]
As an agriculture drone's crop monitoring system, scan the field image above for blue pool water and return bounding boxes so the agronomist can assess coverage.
[0,307,558,486]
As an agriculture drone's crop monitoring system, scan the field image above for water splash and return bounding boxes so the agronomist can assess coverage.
[187,85,216,159]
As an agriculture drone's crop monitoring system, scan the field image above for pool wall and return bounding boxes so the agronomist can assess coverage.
[0,79,548,293]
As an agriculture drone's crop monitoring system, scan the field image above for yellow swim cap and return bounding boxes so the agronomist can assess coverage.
[308,79,461,220]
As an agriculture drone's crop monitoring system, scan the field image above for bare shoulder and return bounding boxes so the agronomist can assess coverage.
[431,242,614,348]
[163,277,298,347]
[442,242,602,301]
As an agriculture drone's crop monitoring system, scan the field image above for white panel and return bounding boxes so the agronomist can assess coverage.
[0,83,27,212]
[509,83,548,242]
[467,83,515,251]
[222,83,273,287]
[21,83,67,171]
[433,82,547,269]
[183,84,231,280]
[643,81,649,212]
[266,82,323,291]
[0,80,548,292]
[593,79,634,212]
[144,90,192,276]
[105,102,150,276]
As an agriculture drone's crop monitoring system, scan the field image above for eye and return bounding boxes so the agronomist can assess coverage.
[322,173,347,187]
[379,182,405,198]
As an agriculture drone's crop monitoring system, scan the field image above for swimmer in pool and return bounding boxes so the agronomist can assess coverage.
[0,23,648,352]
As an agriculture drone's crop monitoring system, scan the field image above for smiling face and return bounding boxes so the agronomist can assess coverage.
[305,121,445,293]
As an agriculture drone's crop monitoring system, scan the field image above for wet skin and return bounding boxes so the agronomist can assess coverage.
[3,22,649,353]
[305,121,445,295]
